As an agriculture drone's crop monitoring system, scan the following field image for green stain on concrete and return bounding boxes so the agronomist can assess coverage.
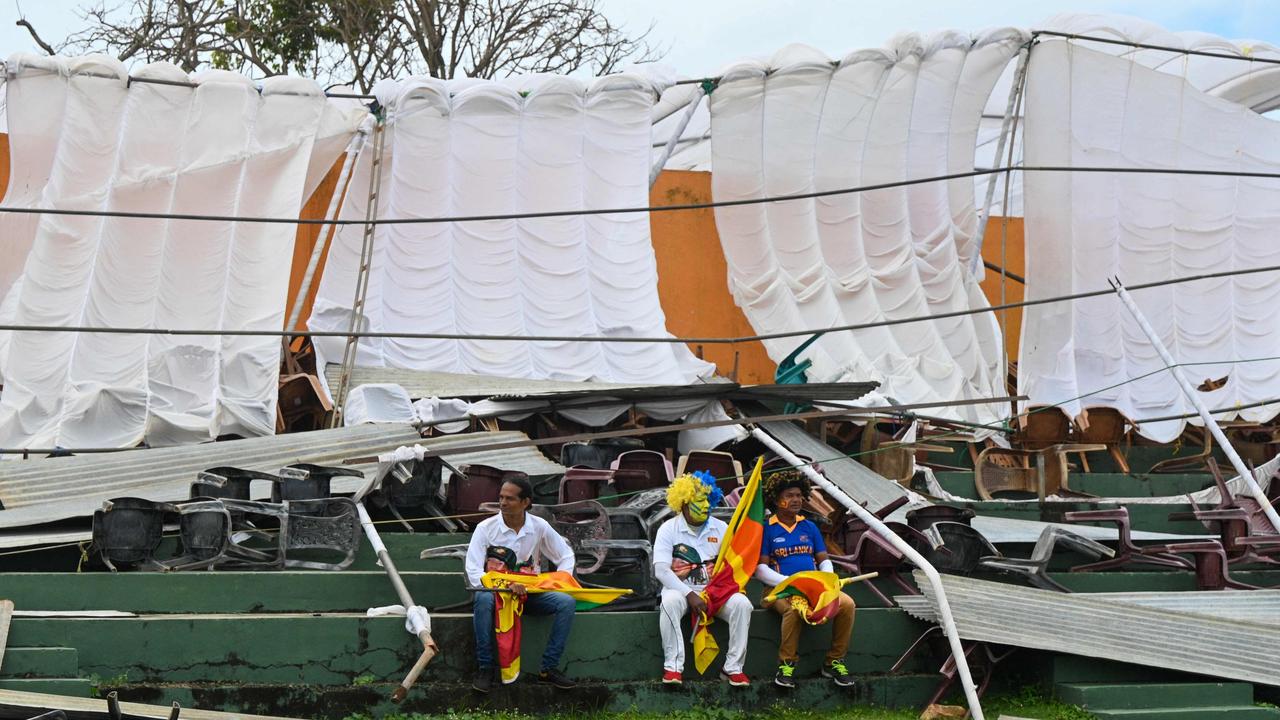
[7,608,930,686]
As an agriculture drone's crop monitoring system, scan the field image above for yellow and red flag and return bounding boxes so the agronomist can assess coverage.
[692,456,766,674]
[481,570,631,683]
[764,571,852,625]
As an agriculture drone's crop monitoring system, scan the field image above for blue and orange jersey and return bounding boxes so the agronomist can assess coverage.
[762,514,826,576]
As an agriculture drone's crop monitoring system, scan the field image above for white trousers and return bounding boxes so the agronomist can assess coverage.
[658,588,752,674]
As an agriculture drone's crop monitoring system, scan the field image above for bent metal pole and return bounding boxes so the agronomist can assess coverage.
[1112,278,1280,532]
[355,503,438,702]
[749,427,986,720]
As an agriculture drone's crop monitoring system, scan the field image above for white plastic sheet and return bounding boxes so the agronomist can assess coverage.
[709,32,1026,427]
[1020,40,1280,441]
[0,56,364,450]
[309,74,713,389]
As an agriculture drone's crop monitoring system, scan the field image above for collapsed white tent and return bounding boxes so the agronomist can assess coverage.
[708,31,1027,427]
[1020,38,1280,442]
[0,54,365,450]
[308,74,714,388]
[975,13,1280,220]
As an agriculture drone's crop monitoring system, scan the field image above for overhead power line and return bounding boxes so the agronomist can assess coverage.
[2,260,1279,344]
[1031,30,1280,67]
[1,164,1279,228]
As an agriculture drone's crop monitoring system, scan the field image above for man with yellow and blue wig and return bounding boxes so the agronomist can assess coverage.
[652,470,753,687]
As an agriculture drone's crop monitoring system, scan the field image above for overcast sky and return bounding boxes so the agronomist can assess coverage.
[3,1,1278,78]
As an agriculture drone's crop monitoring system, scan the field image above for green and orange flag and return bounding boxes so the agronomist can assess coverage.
[692,456,766,674]
[481,570,631,683]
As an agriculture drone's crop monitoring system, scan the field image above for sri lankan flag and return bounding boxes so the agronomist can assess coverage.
[692,456,766,674]
[764,571,852,625]
[481,571,632,683]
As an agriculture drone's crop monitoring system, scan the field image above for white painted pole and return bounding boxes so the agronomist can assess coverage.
[284,126,370,334]
[970,47,1029,276]
[1112,279,1280,532]
[751,427,986,720]
[649,86,706,189]
[356,502,437,702]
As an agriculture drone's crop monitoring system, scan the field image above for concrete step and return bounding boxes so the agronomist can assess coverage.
[7,608,932,685]
[0,569,900,613]
[1089,708,1280,719]
[0,677,93,697]
[100,675,942,719]
[0,646,79,678]
[0,570,474,613]
[1057,682,1255,710]
[1044,655,1200,685]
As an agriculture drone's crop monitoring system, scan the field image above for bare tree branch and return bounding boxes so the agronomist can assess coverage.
[40,0,663,88]
[15,18,57,55]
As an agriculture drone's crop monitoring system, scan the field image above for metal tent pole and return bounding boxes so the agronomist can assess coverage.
[649,86,706,189]
[330,120,388,427]
[355,502,437,702]
[1112,278,1280,531]
[750,427,986,720]
[970,46,1030,275]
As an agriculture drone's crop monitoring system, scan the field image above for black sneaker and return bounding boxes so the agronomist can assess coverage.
[823,658,855,687]
[472,668,494,693]
[539,667,577,690]
[774,660,797,689]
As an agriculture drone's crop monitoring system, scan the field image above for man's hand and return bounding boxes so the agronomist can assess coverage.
[685,591,708,616]
[509,582,528,599]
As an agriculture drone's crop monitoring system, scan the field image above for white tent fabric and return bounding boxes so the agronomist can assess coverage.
[308,74,714,389]
[1020,39,1280,441]
[0,54,365,450]
[973,13,1280,221]
[708,31,1026,427]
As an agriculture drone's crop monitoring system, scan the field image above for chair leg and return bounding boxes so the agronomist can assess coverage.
[1110,445,1130,474]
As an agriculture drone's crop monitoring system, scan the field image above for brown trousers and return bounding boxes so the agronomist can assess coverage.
[763,590,856,663]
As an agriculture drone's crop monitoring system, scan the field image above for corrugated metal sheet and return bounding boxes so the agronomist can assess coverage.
[1075,590,1280,624]
[754,416,911,510]
[753,414,1200,544]
[325,365,664,399]
[326,364,876,406]
[913,572,1280,687]
[0,426,562,531]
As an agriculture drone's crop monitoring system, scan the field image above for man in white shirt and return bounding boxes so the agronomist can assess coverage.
[652,472,752,687]
[464,476,577,693]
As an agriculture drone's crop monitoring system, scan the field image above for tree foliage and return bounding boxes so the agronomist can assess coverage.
[20,0,662,92]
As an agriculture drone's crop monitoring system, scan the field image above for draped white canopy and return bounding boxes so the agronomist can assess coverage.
[707,31,1026,426]
[307,74,714,389]
[1020,39,1280,441]
[0,54,365,449]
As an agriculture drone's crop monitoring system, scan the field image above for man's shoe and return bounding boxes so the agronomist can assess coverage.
[538,667,577,689]
[823,658,855,687]
[720,670,750,687]
[472,669,494,693]
[662,669,683,685]
[774,660,797,689]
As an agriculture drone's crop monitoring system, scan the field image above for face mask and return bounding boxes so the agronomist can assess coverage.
[687,497,709,525]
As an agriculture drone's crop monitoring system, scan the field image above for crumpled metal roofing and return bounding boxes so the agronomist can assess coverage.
[897,590,1280,626]
[753,416,1196,544]
[325,365,660,399]
[910,572,1280,686]
[0,425,563,536]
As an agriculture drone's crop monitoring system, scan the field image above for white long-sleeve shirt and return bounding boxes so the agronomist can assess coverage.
[463,512,575,587]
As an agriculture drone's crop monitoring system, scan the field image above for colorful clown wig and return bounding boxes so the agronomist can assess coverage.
[763,468,812,511]
[666,470,724,512]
